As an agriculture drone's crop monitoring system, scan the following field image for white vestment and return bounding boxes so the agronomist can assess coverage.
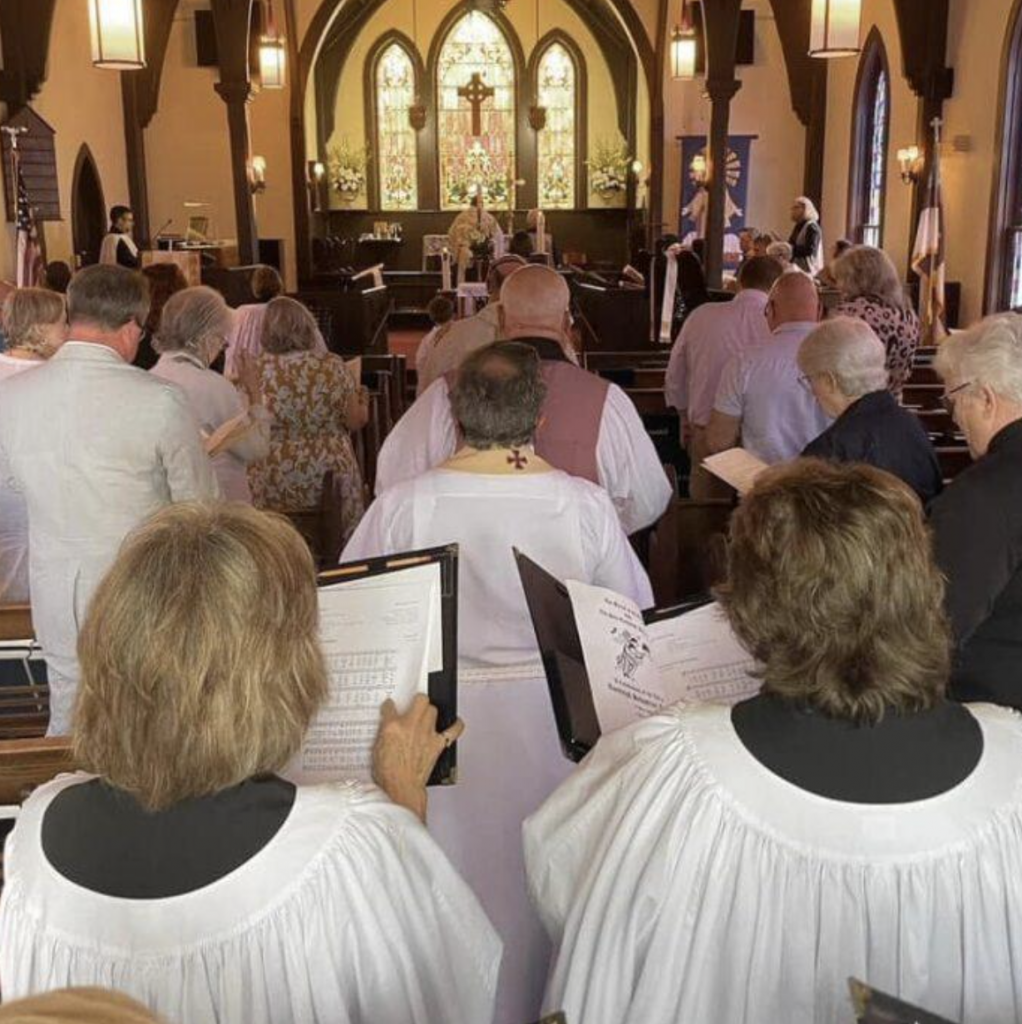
[151,353,270,503]
[525,702,1022,1024]
[0,776,501,1024]
[416,304,502,395]
[342,466,653,1024]
[375,379,672,536]
[0,343,219,733]
[99,231,139,266]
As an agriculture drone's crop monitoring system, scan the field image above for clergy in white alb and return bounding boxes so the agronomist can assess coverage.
[98,205,140,269]
[447,193,506,283]
[377,266,672,536]
[0,266,218,734]
[0,503,499,1024]
[526,461,1022,1024]
[343,341,653,1024]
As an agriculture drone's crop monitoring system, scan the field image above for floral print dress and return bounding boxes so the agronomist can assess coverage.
[835,295,921,396]
[249,351,365,544]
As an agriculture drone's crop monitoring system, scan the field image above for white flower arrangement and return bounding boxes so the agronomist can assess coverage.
[588,137,631,200]
[327,139,369,200]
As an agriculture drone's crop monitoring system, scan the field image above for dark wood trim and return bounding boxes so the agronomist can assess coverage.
[362,30,425,211]
[891,0,954,102]
[984,0,1022,313]
[0,0,57,115]
[648,0,669,246]
[120,75,150,246]
[528,29,589,211]
[846,26,891,246]
[285,0,313,282]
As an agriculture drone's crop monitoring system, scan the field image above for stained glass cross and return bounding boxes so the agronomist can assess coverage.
[458,73,495,136]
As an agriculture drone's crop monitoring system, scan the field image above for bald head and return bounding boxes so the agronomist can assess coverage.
[487,254,527,298]
[766,272,821,331]
[499,265,571,345]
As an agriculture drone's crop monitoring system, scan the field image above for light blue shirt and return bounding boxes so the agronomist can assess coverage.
[713,321,832,464]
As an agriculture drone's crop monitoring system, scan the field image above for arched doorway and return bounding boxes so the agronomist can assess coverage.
[71,145,106,267]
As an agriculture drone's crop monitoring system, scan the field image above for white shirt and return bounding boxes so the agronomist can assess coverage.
[344,466,653,666]
[0,355,41,603]
[0,342,219,732]
[713,321,832,464]
[665,290,772,427]
[0,775,501,1024]
[151,353,270,503]
[375,380,672,536]
[526,702,1022,1024]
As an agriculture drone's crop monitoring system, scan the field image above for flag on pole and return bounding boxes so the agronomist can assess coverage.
[14,146,41,288]
[911,120,948,345]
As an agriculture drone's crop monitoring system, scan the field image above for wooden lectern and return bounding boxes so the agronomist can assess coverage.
[141,249,202,286]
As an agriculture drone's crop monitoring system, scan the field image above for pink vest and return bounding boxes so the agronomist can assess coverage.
[445,360,609,484]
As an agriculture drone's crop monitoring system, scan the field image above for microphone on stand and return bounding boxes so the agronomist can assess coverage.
[153,219,174,249]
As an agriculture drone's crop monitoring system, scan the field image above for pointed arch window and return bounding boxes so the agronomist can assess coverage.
[436,11,516,210]
[536,42,577,210]
[375,42,419,211]
[848,33,890,247]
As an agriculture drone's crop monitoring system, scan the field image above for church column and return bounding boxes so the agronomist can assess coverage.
[700,0,743,289]
[216,81,260,266]
[121,76,151,247]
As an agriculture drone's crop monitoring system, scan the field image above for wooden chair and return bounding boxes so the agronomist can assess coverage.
[281,470,352,571]
[647,498,734,607]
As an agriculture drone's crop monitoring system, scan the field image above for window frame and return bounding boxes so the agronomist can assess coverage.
[847,28,891,248]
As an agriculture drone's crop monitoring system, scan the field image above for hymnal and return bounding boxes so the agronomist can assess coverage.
[516,551,759,761]
[285,545,458,787]
[848,978,957,1024]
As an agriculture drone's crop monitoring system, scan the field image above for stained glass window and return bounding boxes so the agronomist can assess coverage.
[375,43,418,211]
[537,43,576,209]
[862,69,888,247]
[437,12,515,210]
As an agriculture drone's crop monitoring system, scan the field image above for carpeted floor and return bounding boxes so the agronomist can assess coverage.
[388,329,426,359]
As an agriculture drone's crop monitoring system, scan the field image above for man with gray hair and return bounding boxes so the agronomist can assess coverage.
[343,339,652,1024]
[706,272,829,465]
[0,264,218,733]
[798,317,942,504]
[930,313,1022,708]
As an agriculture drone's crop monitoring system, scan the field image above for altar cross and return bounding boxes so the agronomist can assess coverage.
[458,73,495,136]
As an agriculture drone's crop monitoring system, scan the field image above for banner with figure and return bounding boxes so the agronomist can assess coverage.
[678,135,756,268]
[911,120,948,344]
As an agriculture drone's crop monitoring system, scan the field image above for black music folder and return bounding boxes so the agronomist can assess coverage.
[514,550,711,763]
[318,544,458,786]
[849,979,958,1024]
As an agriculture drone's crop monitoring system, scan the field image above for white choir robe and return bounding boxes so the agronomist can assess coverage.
[374,378,673,536]
[525,703,1022,1024]
[0,343,219,733]
[0,777,501,1024]
[342,465,653,1024]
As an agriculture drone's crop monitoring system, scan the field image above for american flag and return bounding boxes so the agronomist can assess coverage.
[910,121,948,345]
[14,146,41,288]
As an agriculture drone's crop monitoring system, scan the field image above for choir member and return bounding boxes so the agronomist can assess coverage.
[378,266,672,535]
[343,341,652,1024]
[931,313,1022,707]
[0,266,218,733]
[787,195,823,275]
[526,460,1022,1024]
[0,503,499,1024]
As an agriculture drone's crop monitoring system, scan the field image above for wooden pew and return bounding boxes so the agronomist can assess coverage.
[0,605,49,740]
[626,387,670,417]
[0,737,75,807]
[594,367,666,389]
[362,354,408,421]
[902,384,944,410]
[912,407,961,442]
[0,604,32,643]
[583,350,671,373]
[279,470,352,571]
[647,498,734,606]
[936,445,972,480]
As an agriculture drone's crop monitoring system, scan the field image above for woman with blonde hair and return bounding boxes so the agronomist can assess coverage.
[249,296,367,542]
[0,502,498,1024]
[0,288,67,602]
[0,989,162,1024]
[833,244,921,394]
[527,460,1022,1024]
[151,286,269,502]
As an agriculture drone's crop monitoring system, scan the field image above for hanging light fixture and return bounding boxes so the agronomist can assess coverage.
[670,0,697,81]
[809,0,862,58]
[259,0,287,89]
[88,0,146,70]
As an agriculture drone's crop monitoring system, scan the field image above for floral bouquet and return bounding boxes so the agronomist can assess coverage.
[589,137,630,201]
[327,139,369,202]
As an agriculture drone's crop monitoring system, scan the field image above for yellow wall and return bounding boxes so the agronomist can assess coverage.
[0,0,130,281]
[662,0,804,239]
[324,0,635,211]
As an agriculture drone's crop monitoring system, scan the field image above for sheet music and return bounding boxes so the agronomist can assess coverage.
[566,581,760,735]
[285,570,438,784]
[702,447,769,494]
[647,603,760,706]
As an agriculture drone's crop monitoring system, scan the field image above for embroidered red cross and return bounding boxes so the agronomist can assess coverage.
[507,449,529,470]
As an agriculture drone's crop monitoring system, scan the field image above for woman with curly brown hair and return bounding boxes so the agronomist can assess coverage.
[526,459,1022,1024]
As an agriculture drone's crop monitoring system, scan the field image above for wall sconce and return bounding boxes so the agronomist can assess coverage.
[248,155,268,194]
[89,0,146,70]
[690,153,709,185]
[897,146,923,185]
[409,101,428,131]
[529,103,548,132]
[809,0,861,58]
[670,0,697,81]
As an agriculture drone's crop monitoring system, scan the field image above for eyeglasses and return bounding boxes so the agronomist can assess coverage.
[797,373,814,392]
[940,381,973,415]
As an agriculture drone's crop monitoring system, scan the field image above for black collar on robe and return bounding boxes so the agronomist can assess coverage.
[510,337,573,364]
